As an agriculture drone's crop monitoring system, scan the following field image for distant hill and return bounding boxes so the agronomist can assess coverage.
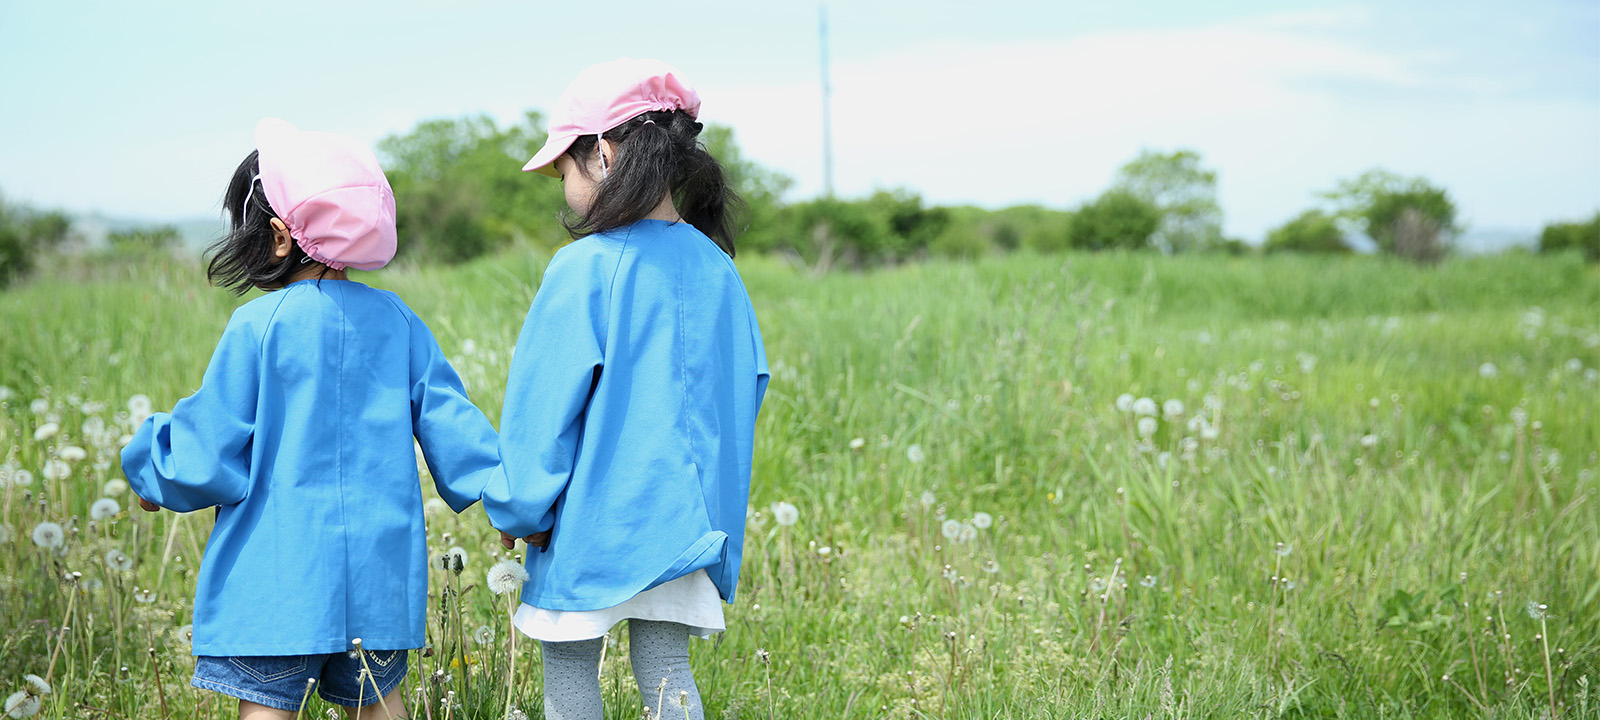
[71,213,226,253]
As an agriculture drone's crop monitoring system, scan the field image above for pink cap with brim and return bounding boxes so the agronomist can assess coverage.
[522,58,702,177]
[255,118,397,271]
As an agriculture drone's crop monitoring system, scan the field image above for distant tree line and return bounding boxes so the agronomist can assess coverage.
[2,114,1597,289]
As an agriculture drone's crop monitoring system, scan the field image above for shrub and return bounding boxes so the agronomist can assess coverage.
[1070,190,1161,251]
[1538,212,1599,262]
[1264,210,1350,254]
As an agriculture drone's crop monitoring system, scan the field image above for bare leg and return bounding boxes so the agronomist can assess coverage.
[239,700,297,720]
[342,686,409,719]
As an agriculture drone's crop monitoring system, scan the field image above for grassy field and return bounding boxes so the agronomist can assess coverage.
[1,248,1597,719]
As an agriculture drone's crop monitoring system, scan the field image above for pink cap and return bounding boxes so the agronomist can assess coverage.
[255,118,397,271]
[521,58,701,177]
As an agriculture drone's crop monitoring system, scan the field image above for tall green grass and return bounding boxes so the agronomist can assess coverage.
[0,249,1595,718]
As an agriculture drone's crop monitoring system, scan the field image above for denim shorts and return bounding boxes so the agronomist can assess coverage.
[193,649,408,711]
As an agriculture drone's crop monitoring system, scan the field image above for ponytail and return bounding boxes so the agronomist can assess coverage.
[563,110,745,256]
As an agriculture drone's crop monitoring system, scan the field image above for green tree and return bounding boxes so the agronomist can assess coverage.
[700,125,792,254]
[771,198,892,272]
[108,225,180,254]
[1070,189,1161,251]
[0,193,73,289]
[1538,212,1599,263]
[1264,209,1350,254]
[1322,169,1458,262]
[1113,148,1223,253]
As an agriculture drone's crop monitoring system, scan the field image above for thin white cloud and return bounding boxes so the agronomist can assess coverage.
[706,10,1596,238]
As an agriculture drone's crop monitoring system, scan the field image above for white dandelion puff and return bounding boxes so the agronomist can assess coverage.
[1140,575,1157,588]
[9,469,32,488]
[42,460,71,482]
[1162,399,1184,419]
[971,512,993,530]
[133,588,157,604]
[981,559,1000,574]
[29,398,49,414]
[956,524,978,544]
[1137,417,1159,438]
[906,444,925,464]
[4,691,40,718]
[127,394,152,419]
[848,437,865,450]
[1525,601,1548,621]
[1359,434,1378,449]
[90,498,121,521]
[175,625,194,646]
[919,490,936,508]
[1200,424,1220,441]
[473,625,495,645]
[1275,542,1293,557]
[1510,407,1529,428]
[21,675,49,696]
[486,559,530,595]
[940,519,962,540]
[1478,362,1498,378]
[1089,577,1108,594]
[105,549,134,572]
[0,525,10,544]
[422,498,450,516]
[102,479,128,496]
[1132,397,1158,416]
[58,446,87,462]
[32,423,59,442]
[770,501,799,527]
[1115,393,1135,412]
[31,522,64,550]
[0,385,10,401]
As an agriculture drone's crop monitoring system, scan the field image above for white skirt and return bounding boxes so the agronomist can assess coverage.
[512,569,726,643]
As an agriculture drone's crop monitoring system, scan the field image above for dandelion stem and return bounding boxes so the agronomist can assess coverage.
[149,647,171,720]
[45,575,78,686]
[1541,615,1558,719]
[502,593,518,720]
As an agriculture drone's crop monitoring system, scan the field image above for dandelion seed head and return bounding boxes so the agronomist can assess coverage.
[105,549,134,572]
[1525,601,1547,620]
[474,625,495,645]
[1132,397,1158,416]
[1115,393,1135,412]
[422,498,450,516]
[919,490,936,508]
[486,559,530,595]
[1359,434,1378,449]
[940,519,962,540]
[127,394,152,420]
[1479,362,1498,378]
[906,444,925,464]
[176,625,194,646]
[21,675,50,696]
[770,501,799,527]
[58,446,87,462]
[32,423,59,443]
[102,479,128,496]
[981,559,1000,574]
[41,460,70,482]
[1137,417,1159,438]
[133,588,157,604]
[90,498,120,521]
[30,522,64,550]
[4,691,40,718]
[1274,542,1292,557]
[1162,399,1184,419]
[848,437,865,450]
[971,512,993,530]
[956,523,978,544]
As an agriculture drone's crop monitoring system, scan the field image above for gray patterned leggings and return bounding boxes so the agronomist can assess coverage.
[540,619,704,720]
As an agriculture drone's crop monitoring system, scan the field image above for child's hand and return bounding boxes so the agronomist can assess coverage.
[134,492,161,512]
[500,530,551,550]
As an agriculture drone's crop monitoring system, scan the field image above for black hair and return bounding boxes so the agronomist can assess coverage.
[563,110,744,256]
[206,150,325,295]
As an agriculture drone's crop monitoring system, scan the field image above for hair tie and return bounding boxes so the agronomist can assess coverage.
[641,119,656,125]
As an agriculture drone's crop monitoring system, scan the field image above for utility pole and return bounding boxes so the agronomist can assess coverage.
[819,4,834,198]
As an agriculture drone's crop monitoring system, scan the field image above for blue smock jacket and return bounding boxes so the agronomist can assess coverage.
[121,279,500,656]
[483,219,769,611]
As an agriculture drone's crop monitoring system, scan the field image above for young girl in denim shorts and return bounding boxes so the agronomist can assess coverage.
[122,118,501,719]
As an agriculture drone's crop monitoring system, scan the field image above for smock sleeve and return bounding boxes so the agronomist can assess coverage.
[407,309,501,512]
[481,247,606,538]
[120,313,258,513]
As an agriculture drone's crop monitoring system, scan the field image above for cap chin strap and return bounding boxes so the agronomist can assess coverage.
[240,174,262,221]
[597,134,608,179]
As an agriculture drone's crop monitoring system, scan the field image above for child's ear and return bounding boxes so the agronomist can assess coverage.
[598,138,615,170]
[269,218,294,259]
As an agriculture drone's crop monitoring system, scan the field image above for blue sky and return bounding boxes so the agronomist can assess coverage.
[1,0,1595,240]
